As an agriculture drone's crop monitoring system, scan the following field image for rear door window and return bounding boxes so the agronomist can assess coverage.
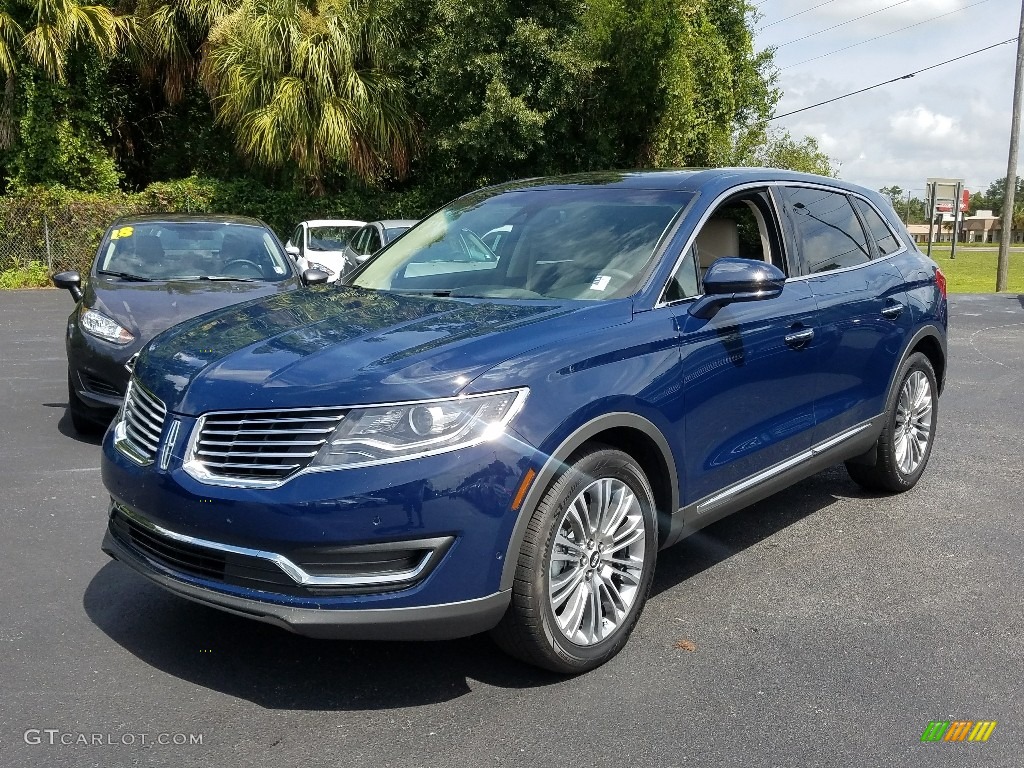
[781,187,870,274]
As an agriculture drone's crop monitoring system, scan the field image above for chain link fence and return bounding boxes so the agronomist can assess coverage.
[0,195,152,278]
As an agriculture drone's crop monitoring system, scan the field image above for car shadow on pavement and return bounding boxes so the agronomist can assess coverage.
[43,403,104,445]
[83,561,560,710]
[651,465,862,599]
[82,465,870,710]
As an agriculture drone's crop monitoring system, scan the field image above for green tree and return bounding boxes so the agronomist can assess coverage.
[201,0,417,192]
[983,176,1024,216]
[735,128,834,175]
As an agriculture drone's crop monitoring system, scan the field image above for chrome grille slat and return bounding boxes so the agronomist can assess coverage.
[205,417,344,425]
[122,380,167,462]
[197,449,319,459]
[190,406,347,482]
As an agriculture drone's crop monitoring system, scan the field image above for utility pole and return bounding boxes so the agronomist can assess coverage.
[997,0,1024,292]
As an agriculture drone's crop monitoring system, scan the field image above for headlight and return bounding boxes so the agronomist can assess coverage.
[307,262,335,276]
[80,307,134,345]
[310,388,528,469]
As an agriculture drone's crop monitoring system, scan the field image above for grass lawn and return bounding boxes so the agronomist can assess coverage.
[921,245,1024,293]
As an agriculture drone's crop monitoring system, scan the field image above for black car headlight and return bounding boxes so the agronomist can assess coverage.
[80,307,134,345]
[310,389,528,469]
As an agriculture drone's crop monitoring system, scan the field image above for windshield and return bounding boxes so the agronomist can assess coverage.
[308,225,361,251]
[351,188,691,300]
[95,222,293,282]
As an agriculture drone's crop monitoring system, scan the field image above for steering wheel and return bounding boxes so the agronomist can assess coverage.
[221,259,263,278]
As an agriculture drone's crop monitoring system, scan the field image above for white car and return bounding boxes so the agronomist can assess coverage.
[285,219,366,282]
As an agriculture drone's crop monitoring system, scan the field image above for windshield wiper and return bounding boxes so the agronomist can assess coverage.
[98,270,153,282]
[171,275,258,282]
[392,288,452,297]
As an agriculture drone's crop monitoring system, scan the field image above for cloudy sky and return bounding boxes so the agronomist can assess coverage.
[754,0,1021,201]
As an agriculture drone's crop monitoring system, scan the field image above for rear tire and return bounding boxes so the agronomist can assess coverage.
[846,352,937,493]
[491,445,658,674]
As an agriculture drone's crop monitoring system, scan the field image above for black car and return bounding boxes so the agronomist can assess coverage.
[53,214,324,433]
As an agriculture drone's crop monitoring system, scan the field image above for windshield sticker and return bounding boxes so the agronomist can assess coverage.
[590,275,611,291]
[110,226,134,240]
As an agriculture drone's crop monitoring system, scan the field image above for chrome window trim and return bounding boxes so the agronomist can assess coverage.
[776,183,908,282]
[181,387,530,489]
[114,504,451,588]
[694,419,877,515]
[654,181,909,308]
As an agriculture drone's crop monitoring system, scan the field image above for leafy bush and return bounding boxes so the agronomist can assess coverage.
[0,260,51,289]
[0,177,448,277]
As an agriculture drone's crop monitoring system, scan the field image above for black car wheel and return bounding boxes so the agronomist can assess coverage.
[492,445,658,673]
[846,352,938,493]
[68,371,108,435]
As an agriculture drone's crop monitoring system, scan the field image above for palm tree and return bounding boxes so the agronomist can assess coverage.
[131,0,235,103]
[22,0,133,82]
[202,0,416,191]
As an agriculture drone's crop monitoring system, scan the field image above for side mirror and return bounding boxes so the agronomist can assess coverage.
[285,243,300,258]
[689,258,785,320]
[302,268,330,286]
[53,270,83,301]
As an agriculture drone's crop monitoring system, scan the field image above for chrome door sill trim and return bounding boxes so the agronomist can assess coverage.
[695,419,877,515]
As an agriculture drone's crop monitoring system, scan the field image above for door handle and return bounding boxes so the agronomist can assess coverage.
[881,302,905,319]
[785,328,814,348]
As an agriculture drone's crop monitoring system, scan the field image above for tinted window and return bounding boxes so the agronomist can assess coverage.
[350,226,370,254]
[783,188,870,274]
[366,228,383,254]
[385,226,411,242]
[853,198,902,256]
[353,188,691,300]
[291,225,303,247]
[97,222,292,281]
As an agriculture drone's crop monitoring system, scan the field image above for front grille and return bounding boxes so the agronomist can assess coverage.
[80,371,123,399]
[191,407,347,481]
[122,380,166,461]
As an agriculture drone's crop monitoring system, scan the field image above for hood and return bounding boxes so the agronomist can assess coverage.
[87,276,297,342]
[134,286,633,414]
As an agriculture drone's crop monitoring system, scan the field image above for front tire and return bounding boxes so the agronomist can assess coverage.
[68,371,107,435]
[491,445,658,673]
[846,352,938,493]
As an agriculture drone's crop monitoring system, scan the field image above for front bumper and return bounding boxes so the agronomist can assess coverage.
[102,526,510,639]
[100,415,538,638]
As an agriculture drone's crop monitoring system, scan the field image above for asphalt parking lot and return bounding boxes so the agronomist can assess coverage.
[1,288,1022,768]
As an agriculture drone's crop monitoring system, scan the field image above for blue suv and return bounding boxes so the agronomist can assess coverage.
[100,170,947,673]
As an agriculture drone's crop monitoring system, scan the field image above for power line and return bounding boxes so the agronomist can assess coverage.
[780,0,993,69]
[760,0,840,30]
[775,0,914,48]
[770,38,1018,120]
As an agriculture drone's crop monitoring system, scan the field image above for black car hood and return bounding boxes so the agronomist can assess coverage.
[87,276,296,341]
[134,286,633,414]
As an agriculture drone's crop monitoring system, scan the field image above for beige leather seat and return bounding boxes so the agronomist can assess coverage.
[695,218,739,276]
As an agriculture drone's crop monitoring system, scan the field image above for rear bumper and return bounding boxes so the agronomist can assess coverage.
[102,527,511,640]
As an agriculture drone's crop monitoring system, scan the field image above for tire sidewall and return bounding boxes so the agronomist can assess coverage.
[529,448,658,670]
[881,352,938,489]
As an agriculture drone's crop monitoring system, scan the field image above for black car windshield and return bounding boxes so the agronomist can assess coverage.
[351,188,692,300]
[95,222,292,282]
[308,225,360,251]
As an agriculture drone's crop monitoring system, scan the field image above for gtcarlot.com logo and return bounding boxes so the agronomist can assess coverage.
[24,729,204,747]
[921,720,997,743]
